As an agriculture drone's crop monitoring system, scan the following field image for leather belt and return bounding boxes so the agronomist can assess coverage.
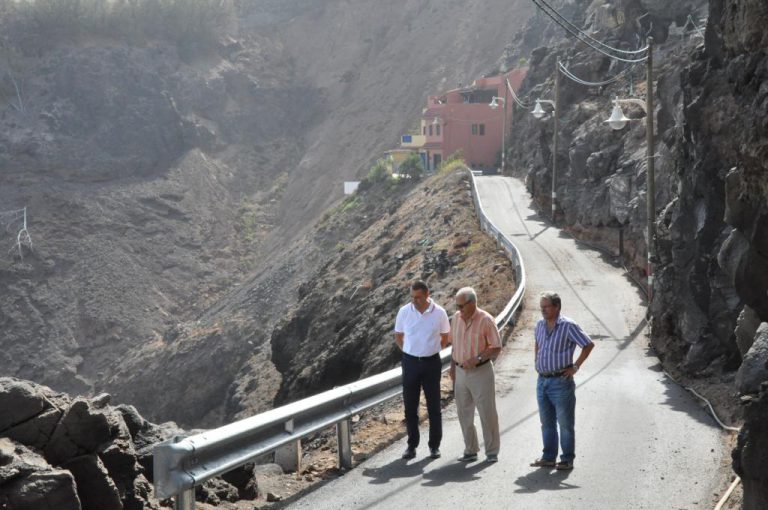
[454,359,491,369]
[538,369,568,378]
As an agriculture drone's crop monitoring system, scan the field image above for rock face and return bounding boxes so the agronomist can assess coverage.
[507,0,768,504]
[0,377,167,509]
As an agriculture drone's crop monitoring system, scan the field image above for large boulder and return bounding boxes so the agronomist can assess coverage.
[0,380,48,432]
[63,455,123,510]
[733,382,768,510]
[0,379,163,509]
[43,398,121,466]
[735,305,762,356]
[737,323,768,394]
[0,378,70,451]
[0,438,81,510]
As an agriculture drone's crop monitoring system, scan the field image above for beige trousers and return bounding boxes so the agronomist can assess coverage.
[454,361,500,455]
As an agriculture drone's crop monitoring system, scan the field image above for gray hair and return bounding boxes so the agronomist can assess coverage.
[540,291,561,309]
[456,287,477,303]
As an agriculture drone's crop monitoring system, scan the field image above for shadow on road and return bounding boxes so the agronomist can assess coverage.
[644,359,724,429]
[513,469,579,493]
[361,457,435,484]
[421,460,490,486]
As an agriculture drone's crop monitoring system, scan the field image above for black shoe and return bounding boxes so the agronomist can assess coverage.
[402,447,416,460]
[457,452,478,462]
[429,448,441,459]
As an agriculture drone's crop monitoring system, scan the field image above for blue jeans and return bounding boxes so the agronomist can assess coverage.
[536,376,576,462]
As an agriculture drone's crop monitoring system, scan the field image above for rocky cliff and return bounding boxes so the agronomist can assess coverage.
[505,0,767,505]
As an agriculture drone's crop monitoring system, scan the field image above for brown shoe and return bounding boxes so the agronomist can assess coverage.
[530,458,556,467]
[555,461,574,470]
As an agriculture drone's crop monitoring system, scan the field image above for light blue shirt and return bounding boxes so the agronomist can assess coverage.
[535,315,593,373]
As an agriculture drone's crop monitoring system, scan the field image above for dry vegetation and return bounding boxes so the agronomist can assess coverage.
[0,0,235,52]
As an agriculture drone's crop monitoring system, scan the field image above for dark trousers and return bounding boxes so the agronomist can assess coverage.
[401,353,442,449]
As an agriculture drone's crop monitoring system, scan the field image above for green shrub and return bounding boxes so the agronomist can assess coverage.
[438,150,465,173]
[439,159,467,174]
[366,159,391,183]
[399,153,424,181]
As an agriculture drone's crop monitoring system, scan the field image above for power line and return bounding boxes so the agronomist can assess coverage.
[531,0,648,63]
[534,0,648,55]
[558,61,636,87]
[506,78,532,109]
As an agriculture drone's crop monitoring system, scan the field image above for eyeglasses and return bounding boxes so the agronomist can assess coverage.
[456,302,469,309]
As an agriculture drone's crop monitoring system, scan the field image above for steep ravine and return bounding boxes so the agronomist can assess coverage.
[1,0,536,425]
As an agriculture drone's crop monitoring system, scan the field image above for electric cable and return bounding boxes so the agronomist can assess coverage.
[506,78,532,109]
[531,0,648,63]
[558,61,635,87]
[686,14,705,38]
[532,0,648,56]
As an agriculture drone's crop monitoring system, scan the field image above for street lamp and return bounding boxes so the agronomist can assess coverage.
[489,95,507,173]
[603,37,655,303]
[531,59,561,221]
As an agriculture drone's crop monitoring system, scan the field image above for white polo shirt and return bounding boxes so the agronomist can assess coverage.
[394,299,451,357]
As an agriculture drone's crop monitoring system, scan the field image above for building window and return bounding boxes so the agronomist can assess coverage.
[423,126,426,135]
[429,125,433,136]
[436,124,441,136]
[479,124,485,136]
[472,124,478,135]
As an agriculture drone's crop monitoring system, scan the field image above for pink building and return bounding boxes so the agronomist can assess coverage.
[401,68,528,171]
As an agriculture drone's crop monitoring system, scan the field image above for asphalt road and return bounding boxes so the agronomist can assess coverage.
[288,175,728,510]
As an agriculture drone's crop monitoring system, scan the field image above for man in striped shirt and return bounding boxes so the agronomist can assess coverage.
[450,287,502,463]
[530,291,594,471]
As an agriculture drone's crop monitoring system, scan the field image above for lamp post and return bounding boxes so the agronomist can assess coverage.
[431,116,441,171]
[605,37,655,303]
[532,58,561,221]
[489,95,507,174]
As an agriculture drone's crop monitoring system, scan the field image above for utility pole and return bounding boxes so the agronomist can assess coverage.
[502,76,508,174]
[552,58,561,221]
[645,38,655,303]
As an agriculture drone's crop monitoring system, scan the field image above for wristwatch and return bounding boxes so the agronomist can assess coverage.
[476,355,483,363]
[573,363,580,372]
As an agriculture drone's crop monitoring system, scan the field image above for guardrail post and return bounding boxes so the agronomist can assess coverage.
[274,419,302,473]
[175,488,195,510]
[337,418,353,470]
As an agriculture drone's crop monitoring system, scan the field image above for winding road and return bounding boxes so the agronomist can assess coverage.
[288,175,728,510]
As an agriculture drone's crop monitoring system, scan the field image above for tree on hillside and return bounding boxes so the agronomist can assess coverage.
[399,154,424,181]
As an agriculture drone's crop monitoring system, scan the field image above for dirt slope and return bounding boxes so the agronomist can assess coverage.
[105,167,516,426]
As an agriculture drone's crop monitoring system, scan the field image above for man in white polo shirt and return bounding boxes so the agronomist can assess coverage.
[394,280,451,460]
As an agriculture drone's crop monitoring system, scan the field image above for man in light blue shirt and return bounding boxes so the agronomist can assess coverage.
[530,291,594,471]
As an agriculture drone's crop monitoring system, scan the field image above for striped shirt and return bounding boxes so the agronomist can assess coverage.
[451,308,502,363]
[535,315,593,373]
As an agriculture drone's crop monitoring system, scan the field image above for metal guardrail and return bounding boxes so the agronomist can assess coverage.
[154,169,526,509]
